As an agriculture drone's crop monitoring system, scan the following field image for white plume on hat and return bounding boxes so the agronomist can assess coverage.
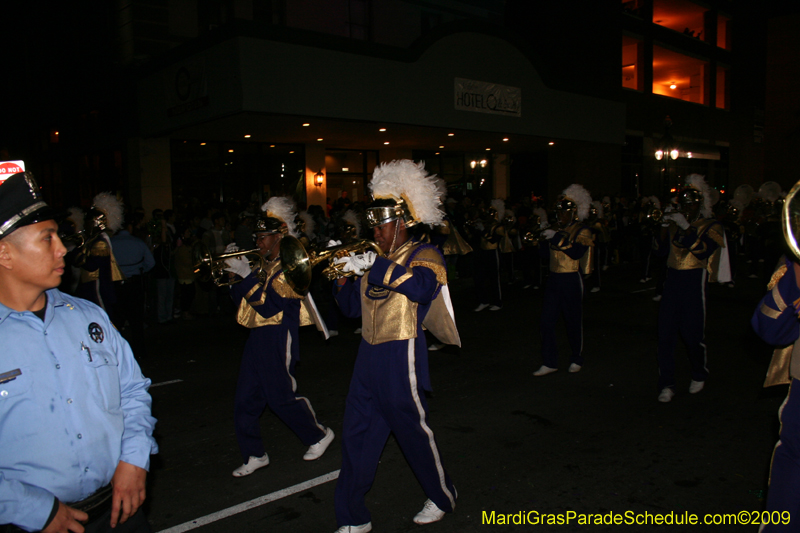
[562,184,592,221]
[92,192,124,233]
[490,199,505,221]
[262,196,298,237]
[67,207,85,234]
[299,210,316,240]
[370,160,446,226]
[684,174,713,218]
[758,181,783,203]
[591,200,604,219]
[533,207,548,224]
[342,209,361,237]
[648,195,661,209]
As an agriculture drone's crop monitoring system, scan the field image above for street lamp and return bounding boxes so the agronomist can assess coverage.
[655,116,679,195]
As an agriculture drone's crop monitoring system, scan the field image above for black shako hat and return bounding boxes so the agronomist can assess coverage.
[0,172,58,238]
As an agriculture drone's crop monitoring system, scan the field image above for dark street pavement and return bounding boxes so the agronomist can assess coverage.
[137,258,786,532]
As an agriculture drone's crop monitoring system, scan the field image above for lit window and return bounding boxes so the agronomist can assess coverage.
[653,0,709,42]
[622,35,644,91]
[717,14,731,50]
[652,45,708,105]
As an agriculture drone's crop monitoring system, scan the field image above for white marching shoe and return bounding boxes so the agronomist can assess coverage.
[689,380,705,394]
[304,428,335,461]
[413,499,446,525]
[568,363,582,373]
[658,388,675,403]
[232,453,269,477]
[334,523,372,533]
[533,365,558,377]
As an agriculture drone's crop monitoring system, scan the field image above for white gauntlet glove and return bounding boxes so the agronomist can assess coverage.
[333,251,377,277]
[541,229,557,240]
[327,240,342,248]
[663,213,690,230]
[224,255,251,278]
[225,243,239,253]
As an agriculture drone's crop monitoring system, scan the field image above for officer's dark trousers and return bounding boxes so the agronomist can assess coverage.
[657,267,709,391]
[473,249,501,306]
[540,271,584,368]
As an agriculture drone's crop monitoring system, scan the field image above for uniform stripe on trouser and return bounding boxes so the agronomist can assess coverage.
[284,331,325,433]
[406,340,455,509]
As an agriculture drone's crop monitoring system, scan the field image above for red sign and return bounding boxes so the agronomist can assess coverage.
[0,161,25,184]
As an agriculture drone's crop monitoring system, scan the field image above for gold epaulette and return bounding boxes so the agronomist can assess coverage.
[768,263,788,291]
[410,247,448,286]
[575,228,594,247]
[272,271,303,300]
[90,239,111,256]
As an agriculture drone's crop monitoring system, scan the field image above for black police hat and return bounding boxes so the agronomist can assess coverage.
[0,172,59,238]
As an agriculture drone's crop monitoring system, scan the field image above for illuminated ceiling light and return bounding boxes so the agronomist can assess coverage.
[687,152,693,158]
[655,149,664,161]
[448,133,454,137]
[342,167,349,172]
[470,160,477,169]
[548,142,555,146]
[384,141,390,145]
[317,138,323,141]
[439,145,444,149]
[228,149,234,152]
[669,148,679,160]
[379,128,387,132]
[669,83,677,90]
[480,159,488,167]
[270,144,275,147]
[289,150,295,154]
[485,148,491,151]
[200,142,206,146]
[353,181,356,184]
[302,123,310,127]
[435,152,440,155]
[244,134,251,138]
[502,138,509,142]
[54,131,59,135]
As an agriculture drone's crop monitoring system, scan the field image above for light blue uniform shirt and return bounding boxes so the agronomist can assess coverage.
[111,230,155,278]
[0,289,158,531]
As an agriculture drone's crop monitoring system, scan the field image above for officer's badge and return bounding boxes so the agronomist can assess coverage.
[88,322,104,343]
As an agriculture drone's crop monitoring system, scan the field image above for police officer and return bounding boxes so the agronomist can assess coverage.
[0,172,158,532]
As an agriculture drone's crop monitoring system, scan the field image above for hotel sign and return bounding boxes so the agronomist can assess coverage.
[454,78,521,117]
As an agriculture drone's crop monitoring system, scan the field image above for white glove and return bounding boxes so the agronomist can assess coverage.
[333,251,377,277]
[539,221,550,229]
[542,229,557,240]
[225,243,239,253]
[327,240,342,248]
[663,213,690,230]
[224,255,251,278]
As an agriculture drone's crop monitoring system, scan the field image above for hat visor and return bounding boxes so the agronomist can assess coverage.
[1,205,61,238]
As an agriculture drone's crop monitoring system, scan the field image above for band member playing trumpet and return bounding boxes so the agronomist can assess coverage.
[534,184,593,376]
[655,174,725,402]
[224,196,333,477]
[331,160,459,533]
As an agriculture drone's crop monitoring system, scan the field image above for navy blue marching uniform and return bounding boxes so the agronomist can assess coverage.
[655,217,724,392]
[334,240,457,528]
[752,257,800,531]
[540,223,593,369]
[229,261,327,462]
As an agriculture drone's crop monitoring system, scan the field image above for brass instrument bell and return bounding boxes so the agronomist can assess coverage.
[280,236,384,294]
[782,180,800,262]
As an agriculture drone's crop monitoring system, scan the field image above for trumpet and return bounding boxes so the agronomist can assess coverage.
[280,236,383,294]
[643,205,664,224]
[192,243,267,287]
[62,228,107,267]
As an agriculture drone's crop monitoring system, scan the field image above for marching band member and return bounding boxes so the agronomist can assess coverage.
[473,199,505,312]
[332,160,459,533]
[752,249,800,531]
[534,184,593,376]
[655,174,725,402]
[73,193,125,319]
[224,196,333,477]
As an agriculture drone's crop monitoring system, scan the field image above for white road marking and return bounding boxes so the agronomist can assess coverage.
[156,470,341,532]
[150,379,184,388]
